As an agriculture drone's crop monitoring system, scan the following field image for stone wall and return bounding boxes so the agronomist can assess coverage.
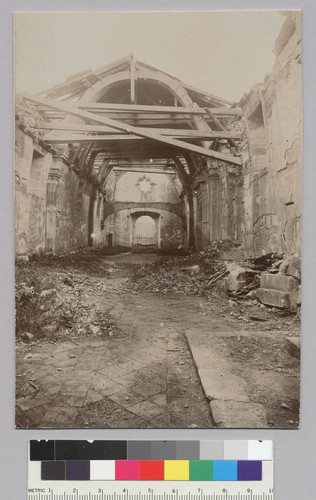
[51,160,91,254]
[240,12,302,257]
[193,158,244,251]
[99,169,184,248]
[15,128,92,256]
[14,131,185,255]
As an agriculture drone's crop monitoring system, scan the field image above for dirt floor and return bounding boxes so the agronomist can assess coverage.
[15,248,300,429]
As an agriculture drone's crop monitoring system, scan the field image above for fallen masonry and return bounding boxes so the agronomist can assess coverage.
[15,248,300,428]
[223,253,301,312]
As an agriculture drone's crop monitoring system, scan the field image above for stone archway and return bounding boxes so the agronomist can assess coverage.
[129,210,161,249]
[134,215,157,246]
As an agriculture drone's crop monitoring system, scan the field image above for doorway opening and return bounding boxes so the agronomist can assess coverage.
[134,215,157,246]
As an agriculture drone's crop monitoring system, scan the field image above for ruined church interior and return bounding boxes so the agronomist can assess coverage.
[15,12,301,430]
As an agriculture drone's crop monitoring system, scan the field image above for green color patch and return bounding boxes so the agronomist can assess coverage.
[189,460,213,481]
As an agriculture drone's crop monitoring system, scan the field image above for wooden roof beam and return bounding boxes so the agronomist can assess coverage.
[184,83,232,106]
[205,108,237,148]
[47,102,242,116]
[36,123,241,140]
[130,54,136,103]
[23,93,241,166]
[42,131,241,143]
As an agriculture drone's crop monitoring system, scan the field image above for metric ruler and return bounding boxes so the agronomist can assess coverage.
[27,484,274,500]
[28,441,274,500]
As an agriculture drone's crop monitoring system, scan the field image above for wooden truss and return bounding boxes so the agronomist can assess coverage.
[23,92,242,166]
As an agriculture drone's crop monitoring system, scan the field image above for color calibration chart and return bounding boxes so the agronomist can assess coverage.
[28,440,274,500]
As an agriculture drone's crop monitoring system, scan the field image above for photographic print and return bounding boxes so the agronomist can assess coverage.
[15,11,301,429]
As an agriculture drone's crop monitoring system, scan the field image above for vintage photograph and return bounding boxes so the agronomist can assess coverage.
[15,11,301,429]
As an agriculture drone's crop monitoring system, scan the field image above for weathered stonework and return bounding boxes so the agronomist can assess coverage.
[240,12,301,257]
[15,128,93,256]
[99,170,184,249]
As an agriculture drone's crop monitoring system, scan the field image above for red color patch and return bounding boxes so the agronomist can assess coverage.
[140,461,164,480]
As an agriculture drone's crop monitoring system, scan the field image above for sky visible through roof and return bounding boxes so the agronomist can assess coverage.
[15,11,285,103]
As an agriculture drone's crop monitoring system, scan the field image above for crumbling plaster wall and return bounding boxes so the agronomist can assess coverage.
[102,209,182,248]
[217,161,244,244]
[193,157,244,251]
[53,163,91,253]
[15,128,92,256]
[241,12,301,257]
[15,129,52,255]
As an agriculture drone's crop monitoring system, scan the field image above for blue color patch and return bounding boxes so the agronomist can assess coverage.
[213,461,237,480]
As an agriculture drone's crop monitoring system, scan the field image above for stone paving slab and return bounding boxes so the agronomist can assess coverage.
[210,400,268,428]
[16,393,50,412]
[197,368,250,402]
[15,293,215,428]
[41,406,79,428]
[185,328,268,428]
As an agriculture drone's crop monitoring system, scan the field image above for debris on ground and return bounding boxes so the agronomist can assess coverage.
[15,265,118,343]
[15,245,301,347]
[223,252,301,312]
[15,246,300,429]
[179,264,200,276]
[223,262,259,293]
[202,264,228,288]
[127,242,224,296]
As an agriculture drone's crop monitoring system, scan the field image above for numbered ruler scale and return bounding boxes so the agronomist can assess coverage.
[28,441,274,500]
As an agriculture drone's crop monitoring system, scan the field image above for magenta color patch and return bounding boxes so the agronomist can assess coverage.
[115,460,140,480]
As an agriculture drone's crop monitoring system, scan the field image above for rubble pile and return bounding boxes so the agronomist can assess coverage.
[128,245,227,296]
[224,253,301,311]
[15,270,117,343]
[39,251,113,277]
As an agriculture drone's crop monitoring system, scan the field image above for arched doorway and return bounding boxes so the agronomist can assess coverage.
[134,215,157,246]
[130,210,161,249]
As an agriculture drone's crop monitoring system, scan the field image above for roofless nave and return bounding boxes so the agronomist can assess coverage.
[15,12,301,258]
[15,11,301,431]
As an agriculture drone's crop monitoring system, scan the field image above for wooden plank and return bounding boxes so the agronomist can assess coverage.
[130,54,136,103]
[79,111,196,120]
[23,92,241,165]
[74,103,242,116]
[209,107,242,116]
[43,131,241,143]
[78,103,206,114]
[35,122,241,139]
[36,122,120,133]
[184,83,232,105]
[205,108,237,148]
[99,119,192,127]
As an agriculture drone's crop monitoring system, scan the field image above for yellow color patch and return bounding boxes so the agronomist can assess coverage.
[164,461,189,481]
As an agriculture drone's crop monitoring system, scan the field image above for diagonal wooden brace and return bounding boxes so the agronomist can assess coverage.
[22,92,242,166]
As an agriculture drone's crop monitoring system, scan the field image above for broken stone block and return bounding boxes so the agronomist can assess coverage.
[224,263,247,292]
[259,272,299,308]
[246,290,257,300]
[256,288,290,309]
[260,272,299,292]
[279,255,301,279]
[181,265,200,276]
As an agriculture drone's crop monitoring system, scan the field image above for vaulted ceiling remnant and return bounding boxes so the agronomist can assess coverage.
[22,54,243,192]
